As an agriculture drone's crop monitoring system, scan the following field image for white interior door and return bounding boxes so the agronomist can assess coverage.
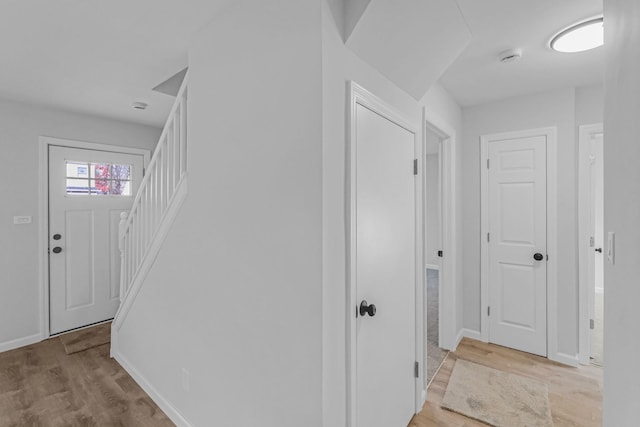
[487,135,547,356]
[49,145,143,334]
[355,103,416,427]
[589,133,604,359]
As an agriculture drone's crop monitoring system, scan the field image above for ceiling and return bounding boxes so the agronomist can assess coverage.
[345,0,471,100]
[0,1,229,127]
[0,0,603,127]
[441,0,604,107]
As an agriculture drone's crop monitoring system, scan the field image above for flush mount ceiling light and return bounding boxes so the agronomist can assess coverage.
[550,17,604,53]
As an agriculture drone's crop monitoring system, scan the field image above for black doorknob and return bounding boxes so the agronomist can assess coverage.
[595,248,603,253]
[533,253,544,261]
[52,247,62,254]
[360,300,376,317]
[53,234,61,240]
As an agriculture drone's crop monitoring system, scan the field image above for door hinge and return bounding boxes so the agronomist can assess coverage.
[487,158,490,169]
[487,306,491,316]
[437,250,443,258]
[415,361,419,378]
[413,159,418,175]
[590,236,595,247]
[487,232,490,243]
[143,167,146,177]
[590,319,595,330]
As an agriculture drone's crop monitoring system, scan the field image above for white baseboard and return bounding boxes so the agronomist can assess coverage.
[549,351,580,367]
[425,264,440,271]
[110,326,118,359]
[113,349,194,427]
[0,332,43,353]
[462,328,483,341]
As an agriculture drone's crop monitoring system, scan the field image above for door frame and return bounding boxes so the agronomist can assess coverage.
[38,136,150,339]
[422,108,458,355]
[346,81,422,427]
[578,123,604,365]
[479,127,568,364]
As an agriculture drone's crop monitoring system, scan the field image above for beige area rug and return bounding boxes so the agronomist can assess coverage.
[442,359,553,427]
[59,322,111,355]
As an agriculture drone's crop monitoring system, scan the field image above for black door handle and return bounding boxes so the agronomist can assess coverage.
[52,247,62,254]
[360,300,376,317]
[533,253,544,261]
[595,248,602,253]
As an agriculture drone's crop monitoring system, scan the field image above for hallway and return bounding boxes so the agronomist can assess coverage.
[410,338,602,427]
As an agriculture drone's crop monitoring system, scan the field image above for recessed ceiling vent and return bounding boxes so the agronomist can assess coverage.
[498,48,523,63]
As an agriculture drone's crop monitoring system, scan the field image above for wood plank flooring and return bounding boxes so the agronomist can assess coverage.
[0,335,173,426]
[1,333,602,426]
[410,338,603,427]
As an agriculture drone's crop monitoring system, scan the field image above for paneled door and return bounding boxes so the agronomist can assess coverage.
[49,145,143,334]
[352,99,417,427]
[487,135,547,356]
[588,132,604,361]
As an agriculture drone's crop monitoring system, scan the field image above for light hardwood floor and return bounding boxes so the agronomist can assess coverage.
[410,338,603,427]
[0,336,173,426]
[1,334,602,426]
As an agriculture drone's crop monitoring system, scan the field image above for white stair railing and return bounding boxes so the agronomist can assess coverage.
[116,73,189,318]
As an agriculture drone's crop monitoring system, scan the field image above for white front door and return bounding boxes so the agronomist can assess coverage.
[487,135,547,356]
[49,145,144,334]
[354,102,416,427]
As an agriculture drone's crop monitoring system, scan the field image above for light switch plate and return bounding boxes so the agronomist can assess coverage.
[13,216,32,224]
[607,232,615,264]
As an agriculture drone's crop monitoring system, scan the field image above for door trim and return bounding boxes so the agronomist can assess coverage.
[346,81,422,427]
[38,136,150,340]
[480,127,564,363]
[578,123,604,365]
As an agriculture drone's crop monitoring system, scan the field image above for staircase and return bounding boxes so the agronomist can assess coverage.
[112,73,189,332]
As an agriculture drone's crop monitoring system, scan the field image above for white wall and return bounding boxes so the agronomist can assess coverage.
[322,4,421,425]
[116,1,324,426]
[576,85,604,126]
[602,0,640,423]
[0,98,159,351]
[321,0,466,420]
[113,3,464,426]
[425,153,440,266]
[461,86,603,359]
